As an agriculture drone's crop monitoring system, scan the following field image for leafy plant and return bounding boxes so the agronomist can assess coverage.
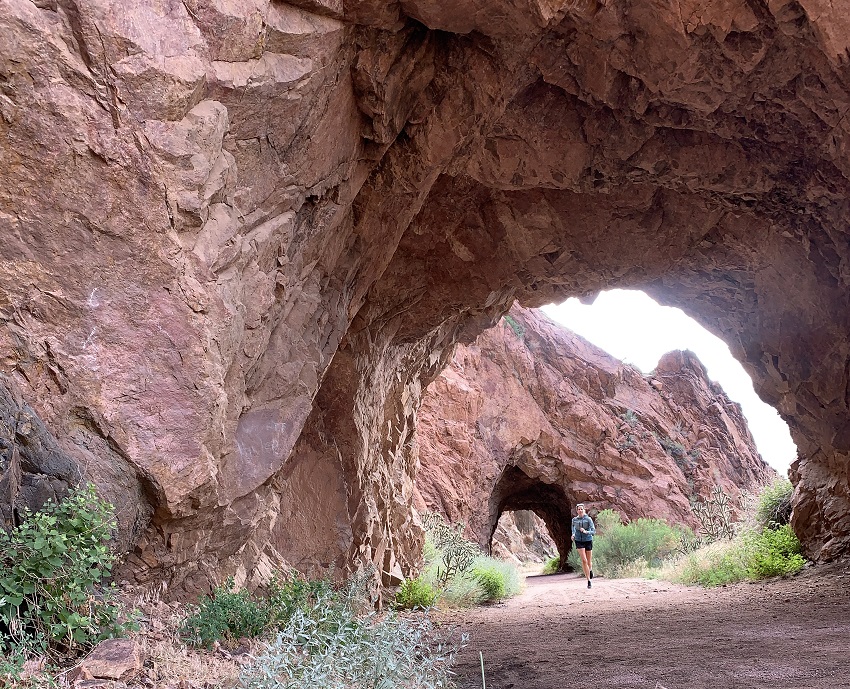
[181,573,339,648]
[745,524,805,578]
[755,478,794,530]
[471,567,506,602]
[394,577,438,610]
[181,580,269,648]
[0,483,128,657]
[568,511,688,578]
[541,557,560,575]
[677,540,749,587]
[239,582,467,689]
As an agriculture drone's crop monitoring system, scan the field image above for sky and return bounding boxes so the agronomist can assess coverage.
[540,290,797,475]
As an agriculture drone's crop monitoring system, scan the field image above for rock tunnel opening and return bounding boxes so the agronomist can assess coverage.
[487,465,575,572]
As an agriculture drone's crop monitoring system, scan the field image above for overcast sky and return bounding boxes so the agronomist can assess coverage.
[540,290,797,476]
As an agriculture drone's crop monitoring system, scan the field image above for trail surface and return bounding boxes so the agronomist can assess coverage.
[438,562,850,689]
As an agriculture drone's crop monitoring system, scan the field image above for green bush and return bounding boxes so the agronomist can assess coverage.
[471,566,506,602]
[181,574,336,648]
[676,525,805,587]
[594,509,623,534]
[746,524,805,578]
[677,541,749,587]
[583,512,687,577]
[0,483,129,657]
[755,478,794,530]
[394,577,438,610]
[541,557,560,574]
[181,580,269,647]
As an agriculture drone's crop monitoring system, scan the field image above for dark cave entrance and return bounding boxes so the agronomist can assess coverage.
[487,464,574,572]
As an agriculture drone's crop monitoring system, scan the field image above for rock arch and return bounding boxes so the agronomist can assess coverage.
[1,0,848,593]
[487,465,573,571]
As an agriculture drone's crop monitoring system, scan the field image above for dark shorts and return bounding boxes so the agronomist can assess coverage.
[574,540,592,551]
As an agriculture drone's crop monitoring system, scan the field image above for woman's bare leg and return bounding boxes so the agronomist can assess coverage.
[577,548,591,580]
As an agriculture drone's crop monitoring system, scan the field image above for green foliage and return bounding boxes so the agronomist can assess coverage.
[502,314,525,339]
[419,516,521,608]
[541,557,560,575]
[469,557,519,603]
[394,577,438,611]
[745,524,805,578]
[572,511,688,578]
[676,525,805,587]
[677,541,749,587]
[239,580,467,689]
[593,509,622,535]
[755,478,794,530]
[0,483,129,657]
[472,569,505,602]
[181,580,269,648]
[181,574,335,648]
[659,435,687,460]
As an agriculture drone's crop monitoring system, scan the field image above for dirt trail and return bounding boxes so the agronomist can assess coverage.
[437,562,850,689]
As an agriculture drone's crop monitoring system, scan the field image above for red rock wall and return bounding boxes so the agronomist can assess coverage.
[1,0,849,592]
[415,306,774,564]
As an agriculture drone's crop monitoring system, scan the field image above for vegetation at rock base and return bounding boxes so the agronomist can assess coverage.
[0,483,132,660]
[755,477,794,530]
[502,314,525,339]
[181,574,336,648]
[394,576,438,611]
[399,512,522,609]
[237,570,467,689]
[541,484,806,587]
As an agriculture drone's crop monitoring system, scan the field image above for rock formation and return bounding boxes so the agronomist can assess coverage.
[415,306,774,564]
[1,0,849,593]
[491,510,557,565]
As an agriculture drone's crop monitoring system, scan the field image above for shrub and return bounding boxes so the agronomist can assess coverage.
[541,557,560,575]
[421,513,479,588]
[472,568,505,601]
[594,509,622,535]
[755,478,794,529]
[691,485,736,543]
[583,512,687,577]
[181,573,341,648]
[239,587,467,689]
[181,580,269,648]
[0,483,128,657]
[674,525,805,587]
[676,540,749,587]
[745,524,805,578]
[394,577,438,610]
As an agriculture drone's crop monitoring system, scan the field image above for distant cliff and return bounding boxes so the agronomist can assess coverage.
[415,306,774,564]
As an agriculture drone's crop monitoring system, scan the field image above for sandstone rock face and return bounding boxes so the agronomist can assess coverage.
[1,0,849,592]
[415,306,774,563]
[491,510,557,565]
